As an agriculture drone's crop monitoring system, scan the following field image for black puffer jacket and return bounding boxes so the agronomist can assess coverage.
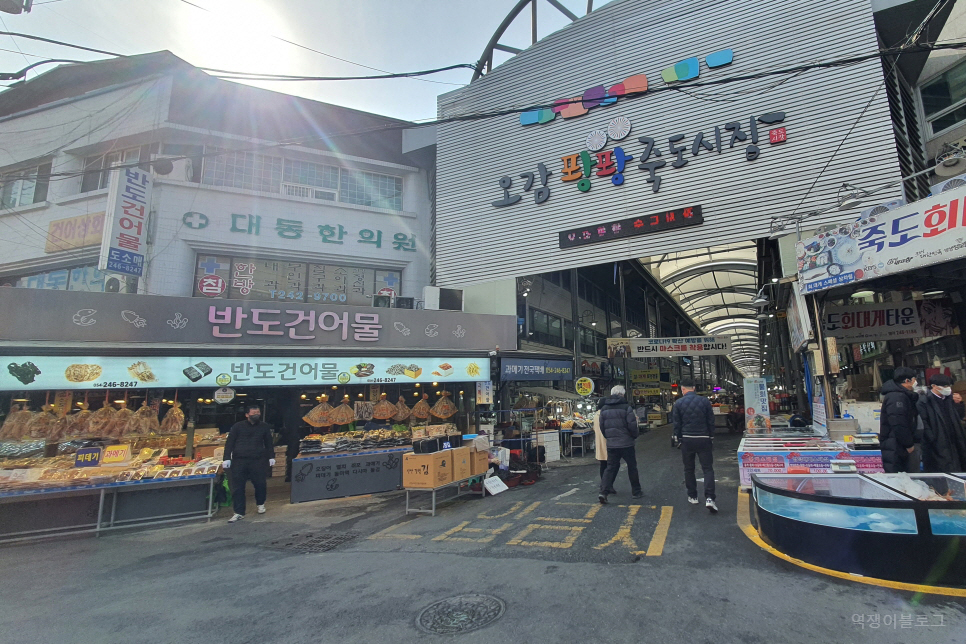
[918,393,966,472]
[224,420,274,461]
[878,379,919,473]
[598,395,638,449]
[672,391,714,440]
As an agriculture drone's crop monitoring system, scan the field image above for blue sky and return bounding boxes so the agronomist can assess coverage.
[0,0,617,121]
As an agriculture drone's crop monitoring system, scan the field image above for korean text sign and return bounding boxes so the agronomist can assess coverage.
[613,336,732,357]
[0,356,491,391]
[797,183,966,293]
[743,377,771,431]
[822,302,923,344]
[500,358,574,381]
[99,167,152,277]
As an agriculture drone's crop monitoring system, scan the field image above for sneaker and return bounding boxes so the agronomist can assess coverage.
[706,498,718,513]
[598,493,608,505]
[227,513,244,523]
[257,505,266,514]
[605,488,617,495]
[688,497,699,504]
[632,491,644,499]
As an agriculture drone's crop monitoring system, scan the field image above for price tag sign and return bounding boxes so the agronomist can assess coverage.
[74,447,103,467]
[102,444,131,464]
[442,441,452,450]
[483,476,509,496]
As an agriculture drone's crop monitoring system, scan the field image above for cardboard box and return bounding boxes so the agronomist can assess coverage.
[469,435,490,452]
[470,449,489,476]
[452,446,471,481]
[403,451,453,489]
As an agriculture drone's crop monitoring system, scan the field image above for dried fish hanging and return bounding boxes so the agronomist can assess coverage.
[66,398,91,438]
[107,400,135,439]
[328,395,356,426]
[372,393,396,421]
[392,396,411,423]
[0,404,32,440]
[430,391,457,419]
[132,401,161,435]
[411,393,431,420]
[159,399,185,435]
[302,394,334,428]
[87,397,116,437]
[26,402,56,440]
[48,409,70,442]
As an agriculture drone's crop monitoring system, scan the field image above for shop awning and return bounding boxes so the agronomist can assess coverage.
[515,386,585,401]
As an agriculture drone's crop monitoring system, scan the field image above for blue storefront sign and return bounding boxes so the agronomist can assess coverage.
[500,358,574,381]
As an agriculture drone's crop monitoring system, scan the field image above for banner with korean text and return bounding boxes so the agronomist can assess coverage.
[743,377,771,431]
[99,167,152,278]
[609,336,732,358]
[797,183,966,294]
[822,302,923,344]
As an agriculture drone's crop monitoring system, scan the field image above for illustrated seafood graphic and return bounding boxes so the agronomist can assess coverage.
[121,310,147,328]
[72,309,96,326]
[8,361,40,384]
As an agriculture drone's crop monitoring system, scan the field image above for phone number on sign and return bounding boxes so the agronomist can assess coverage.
[269,290,349,302]
[365,378,397,384]
[91,381,138,388]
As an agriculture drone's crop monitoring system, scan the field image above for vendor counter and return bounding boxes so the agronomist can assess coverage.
[752,473,966,586]
[738,432,883,487]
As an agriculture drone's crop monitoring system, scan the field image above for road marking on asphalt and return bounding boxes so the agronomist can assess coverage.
[507,523,585,549]
[537,502,602,524]
[367,521,423,540]
[595,505,641,551]
[432,521,514,543]
[552,487,580,500]
[644,506,673,556]
[477,501,542,520]
[735,490,966,597]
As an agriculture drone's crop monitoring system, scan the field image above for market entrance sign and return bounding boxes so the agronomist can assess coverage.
[0,288,517,351]
[797,183,966,293]
[608,336,732,357]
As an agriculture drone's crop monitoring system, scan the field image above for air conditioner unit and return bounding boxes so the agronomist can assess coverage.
[930,173,966,196]
[422,286,463,311]
[282,182,336,201]
[395,297,415,309]
[151,156,193,182]
[858,198,905,220]
[372,295,392,308]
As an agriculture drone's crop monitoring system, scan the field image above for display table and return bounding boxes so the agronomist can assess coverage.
[569,430,594,457]
[0,474,216,543]
[290,447,408,503]
[405,475,486,516]
[752,473,966,586]
[738,433,883,487]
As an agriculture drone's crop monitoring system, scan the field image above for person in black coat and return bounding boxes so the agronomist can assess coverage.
[879,367,919,473]
[597,385,642,504]
[917,374,966,473]
[672,377,717,513]
[223,404,275,523]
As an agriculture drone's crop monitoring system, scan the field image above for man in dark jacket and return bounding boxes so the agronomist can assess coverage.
[223,404,275,523]
[672,378,717,513]
[917,374,966,473]
[879,367,919,473]
[598,385,642,504]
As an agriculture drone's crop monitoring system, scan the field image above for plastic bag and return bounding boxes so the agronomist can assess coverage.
[372,393,396,420]
[430,391,457,419]
[159,401,185,435]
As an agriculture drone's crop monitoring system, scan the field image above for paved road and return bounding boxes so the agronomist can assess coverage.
[1,426,964,644]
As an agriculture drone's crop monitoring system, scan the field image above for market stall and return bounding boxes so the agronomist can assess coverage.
[738,430,883,488]
[752,472,966,585]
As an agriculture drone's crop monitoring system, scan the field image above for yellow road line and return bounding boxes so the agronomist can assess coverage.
[367,521,422,540]
[736,490,966,597]
[596,505,641,551]
[644,506,673,557]
[432,520,513,543]
[506,523,585,548]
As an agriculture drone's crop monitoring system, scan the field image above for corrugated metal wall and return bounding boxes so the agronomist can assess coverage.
[435,0,904,287]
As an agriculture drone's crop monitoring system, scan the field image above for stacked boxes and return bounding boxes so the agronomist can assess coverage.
[402,451,453,488]
[272,445,288,478]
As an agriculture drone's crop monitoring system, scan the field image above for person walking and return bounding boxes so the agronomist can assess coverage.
[879,367,919,473]
[598,385,642,504]
[223,404,275,523]
[917,374,966,473]
[672,377,717,513]
[592,412,617,494]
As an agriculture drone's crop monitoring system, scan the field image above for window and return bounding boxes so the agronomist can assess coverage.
[81,148,141,193]
[284,159,339,191]
[0,162,50,208]
[201,148,282,193]
[340,168,403,210]
[8,264,136,293]
[921,60,966,136]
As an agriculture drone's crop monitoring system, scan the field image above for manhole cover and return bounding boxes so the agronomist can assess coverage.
[416,594,505,635]
[263,532,358,553]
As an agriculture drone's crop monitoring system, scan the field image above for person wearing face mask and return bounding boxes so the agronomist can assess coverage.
[879,367,919,473]
[223,404,275,523]
[916,374,966,473]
